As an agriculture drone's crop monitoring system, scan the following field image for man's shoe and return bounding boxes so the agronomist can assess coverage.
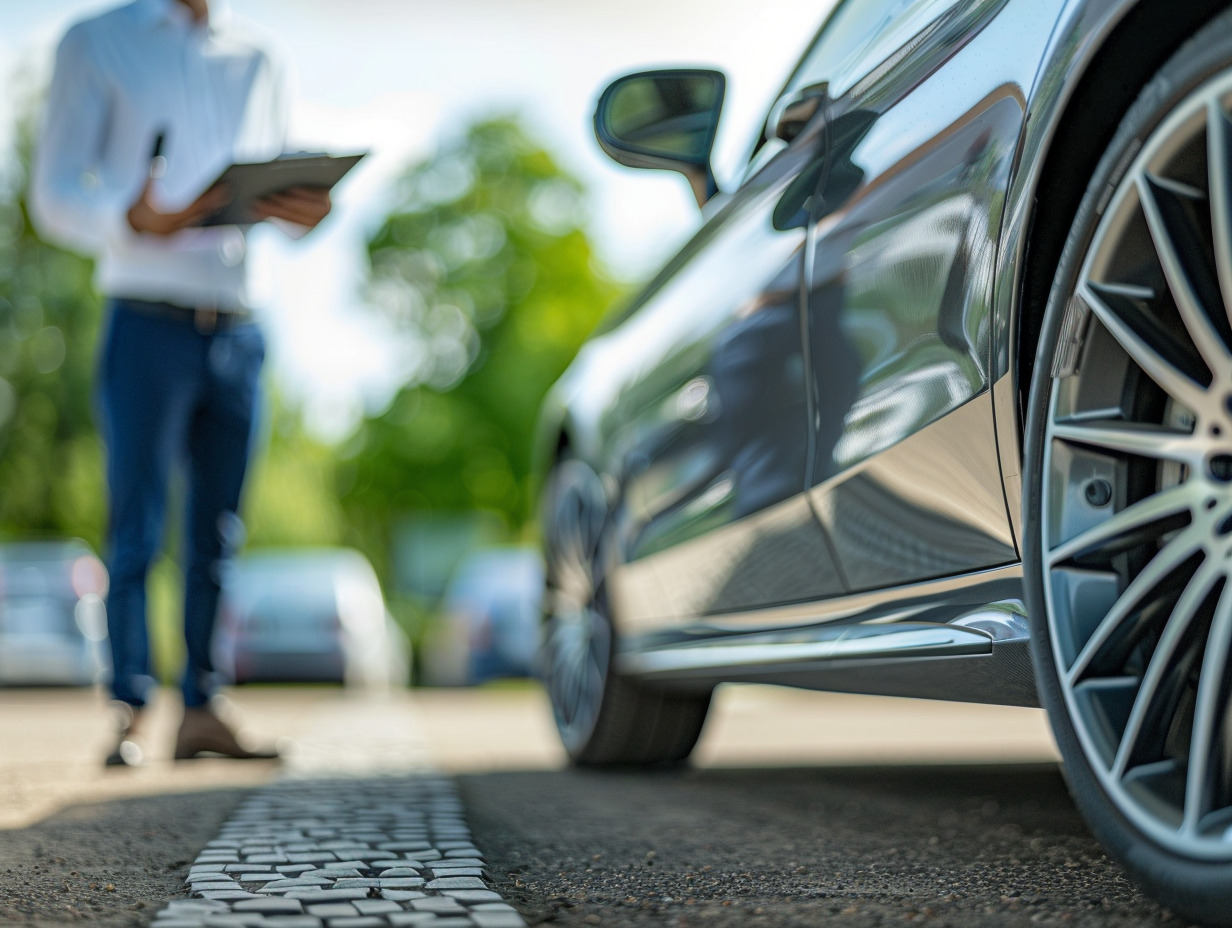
[174,705,278,760]
[104,702,146,767]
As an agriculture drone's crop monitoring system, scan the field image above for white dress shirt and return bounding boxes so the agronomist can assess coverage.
[31,0,287,310]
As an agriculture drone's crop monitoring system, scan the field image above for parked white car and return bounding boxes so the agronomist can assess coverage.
[213,548,408,689]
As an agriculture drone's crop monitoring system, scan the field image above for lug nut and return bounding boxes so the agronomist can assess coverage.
[1084,479,1113,507]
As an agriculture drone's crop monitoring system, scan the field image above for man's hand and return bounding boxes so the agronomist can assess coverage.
[253,186,331,230]
[127,179,230,236]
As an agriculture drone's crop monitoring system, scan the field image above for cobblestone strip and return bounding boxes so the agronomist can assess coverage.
[147,697,526,928]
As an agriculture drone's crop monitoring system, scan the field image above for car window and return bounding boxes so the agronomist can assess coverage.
[785,0,963,101]
[742,0,963,179]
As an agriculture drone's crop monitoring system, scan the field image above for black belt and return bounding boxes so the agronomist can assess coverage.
[117,298,254,334]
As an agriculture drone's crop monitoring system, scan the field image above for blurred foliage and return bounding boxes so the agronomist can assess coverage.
[340,117,620,563]
[245,398,346,548]
[0,82,106,548]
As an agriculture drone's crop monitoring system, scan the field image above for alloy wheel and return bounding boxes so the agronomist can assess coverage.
[1041,70,1232,860]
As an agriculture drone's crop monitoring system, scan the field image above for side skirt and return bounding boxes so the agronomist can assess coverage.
[616,569,1038,707]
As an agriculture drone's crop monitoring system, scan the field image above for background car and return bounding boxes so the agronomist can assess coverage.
[213,547,408,689]
[535,0,1232,924]
[425,546,543,686]
[0,540,108,686]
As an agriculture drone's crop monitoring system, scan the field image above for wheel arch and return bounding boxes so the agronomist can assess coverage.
[1006,0,1232,466]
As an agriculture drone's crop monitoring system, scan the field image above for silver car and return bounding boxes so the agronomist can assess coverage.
[0,540,108,686]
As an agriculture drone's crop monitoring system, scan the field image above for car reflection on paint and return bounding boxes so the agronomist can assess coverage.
[213,548,409,690]
[0,540,108,686]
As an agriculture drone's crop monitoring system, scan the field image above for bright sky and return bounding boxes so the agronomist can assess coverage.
[0,0,830,440]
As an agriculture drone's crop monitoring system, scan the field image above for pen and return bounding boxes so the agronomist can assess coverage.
[149,131,167,180]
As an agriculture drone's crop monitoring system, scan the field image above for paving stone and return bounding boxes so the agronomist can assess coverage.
[387,915,445,928]
[167,900,230,912]
[288,852,340,863]
[377,878,426,889]
[303,902,358,917]
[322,860,369,870]
[261,918,324,927]
[190,881,241,891]
[470,913,527,928]
[199,891,265,902]
[201,914,266,928]
[371,860,418,870]
[323,918,388,928]
[379,890,427,902]
[226,864,275,873]
[257,878,334,892]
[377,868,421,878]
[445,891,503,904]
[430,868,484,878]
[432,859,484,869]
[276,865,318,875]
[410,897,465,912]
[286,889,370,901]
[436,842,476,850]
[233,898,306,914]
[426,877,487,890]
[353,900,402,915]
[247,854,290,863]
[329,879,382,889]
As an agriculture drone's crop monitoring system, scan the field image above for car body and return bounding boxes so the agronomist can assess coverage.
[535,0,1232,921]
[213,548,408,689]
[0,540,108,686]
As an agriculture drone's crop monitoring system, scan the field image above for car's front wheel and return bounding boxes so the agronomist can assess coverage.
[540,457,711,766]
[1024,11,1232,924]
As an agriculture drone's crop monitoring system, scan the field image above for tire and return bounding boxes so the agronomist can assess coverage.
[1024,11,1232,924]
[540,457,712,766]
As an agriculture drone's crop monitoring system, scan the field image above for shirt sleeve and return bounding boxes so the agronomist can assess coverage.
[29,24,135,257]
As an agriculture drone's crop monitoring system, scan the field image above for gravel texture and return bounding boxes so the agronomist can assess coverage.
[0,786,248,926]
[461,763,1196,928]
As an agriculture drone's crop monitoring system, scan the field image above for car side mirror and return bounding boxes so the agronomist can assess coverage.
[594,68,726,208]
[767,81,830,145]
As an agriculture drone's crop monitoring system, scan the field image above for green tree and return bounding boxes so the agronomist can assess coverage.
[340,117,620,561]
[0,86,106,546]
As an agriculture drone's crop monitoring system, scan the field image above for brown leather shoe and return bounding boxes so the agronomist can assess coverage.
[174,705,278,761]
[104,702,146,767]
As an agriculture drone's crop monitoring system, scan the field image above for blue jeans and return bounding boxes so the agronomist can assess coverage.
[98,299,265,709]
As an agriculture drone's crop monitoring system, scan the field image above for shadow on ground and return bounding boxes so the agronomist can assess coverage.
[461,762,1187,928]
[0,787,250,926]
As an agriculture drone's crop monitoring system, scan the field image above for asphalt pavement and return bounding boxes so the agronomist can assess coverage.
[0,684,1193,927]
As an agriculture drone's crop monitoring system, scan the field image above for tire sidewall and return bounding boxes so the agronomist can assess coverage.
[1023,10,1232,921]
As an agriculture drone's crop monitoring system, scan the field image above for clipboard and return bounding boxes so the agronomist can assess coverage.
[198,151,367,226]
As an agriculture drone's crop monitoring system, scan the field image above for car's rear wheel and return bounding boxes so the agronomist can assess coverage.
[1024,13,1232,924]
[541,457,711,766]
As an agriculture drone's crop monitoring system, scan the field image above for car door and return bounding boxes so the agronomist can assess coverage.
[595,111,842,631]
[797,0,1067,591]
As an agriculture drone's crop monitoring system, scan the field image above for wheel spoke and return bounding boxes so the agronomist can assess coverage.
[1081,282,1207,411]
[1183,578,1232,833]
[1113,562,1220,778]
[1207,99,1232,333]
[1066,523,1206,683]
[1051,418,1198,463]
[1136,171,1229,374]
[1048,482,1195,567]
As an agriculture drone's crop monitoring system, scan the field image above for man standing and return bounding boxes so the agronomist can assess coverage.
[31,0,331,765]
